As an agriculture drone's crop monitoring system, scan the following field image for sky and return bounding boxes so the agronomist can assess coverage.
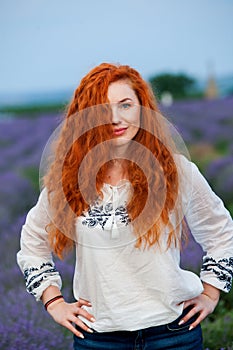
[1,0,233,96]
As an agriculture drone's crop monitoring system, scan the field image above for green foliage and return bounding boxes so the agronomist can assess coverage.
[22,167,40,192]
[149,72,200,100]
[0,102,66,117]
[215,139,231,154]
[228,203,233,217]
[196,276,233,349]
[189,143,221,173]
[202,308,233,349]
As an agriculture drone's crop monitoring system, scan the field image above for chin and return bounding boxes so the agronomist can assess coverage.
[114,137,131,146]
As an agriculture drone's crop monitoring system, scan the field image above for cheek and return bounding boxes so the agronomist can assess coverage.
[127,123,140,140]
[127,110,140,127]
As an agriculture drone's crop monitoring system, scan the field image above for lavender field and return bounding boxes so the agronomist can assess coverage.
[0,97,233,349]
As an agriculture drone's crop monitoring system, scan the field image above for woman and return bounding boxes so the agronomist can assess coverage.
[17,63,233,350]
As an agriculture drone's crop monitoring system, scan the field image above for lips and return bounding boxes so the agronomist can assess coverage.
[113,127,127,136]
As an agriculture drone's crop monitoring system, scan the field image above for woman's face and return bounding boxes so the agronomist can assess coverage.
[107,80,140,151]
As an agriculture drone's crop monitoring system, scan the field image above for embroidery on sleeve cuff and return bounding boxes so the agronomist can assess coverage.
[201,256,233,292]
[24,262,59,296]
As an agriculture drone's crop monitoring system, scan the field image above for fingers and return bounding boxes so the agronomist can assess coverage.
[188,311,206,330]
[59,306,96,338]
[182,299,194,309]
[179,294,216,330]
[69,302,96,337]
[76,306,96,323]
[69,313,94,335]
[178,305,202,328]
[75,298,96,328]
[63,319,85,339]
[77,298,92,307]
[49,299,96,339]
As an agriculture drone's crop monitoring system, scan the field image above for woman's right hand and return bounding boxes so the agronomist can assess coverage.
[47,298,96,338]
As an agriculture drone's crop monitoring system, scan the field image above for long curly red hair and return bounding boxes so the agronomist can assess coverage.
[44,62,181,258]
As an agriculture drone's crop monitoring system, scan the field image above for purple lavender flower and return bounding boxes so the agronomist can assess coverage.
[0,97,233,347]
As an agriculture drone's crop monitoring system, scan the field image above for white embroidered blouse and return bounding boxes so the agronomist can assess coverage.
[17,155,233,332]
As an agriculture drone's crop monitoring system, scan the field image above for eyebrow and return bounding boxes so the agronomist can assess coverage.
[118,98,133,103]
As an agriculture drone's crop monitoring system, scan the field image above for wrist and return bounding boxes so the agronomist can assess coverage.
[202,282,220,302]
[41,285,62,304]
[44,295,64,311]
[47,298,65,312]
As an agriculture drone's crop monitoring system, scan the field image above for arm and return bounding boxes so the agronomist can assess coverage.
[185,161,233,293]
[178,158,233,329]
[17,188,62,300]
[17,188,95,338]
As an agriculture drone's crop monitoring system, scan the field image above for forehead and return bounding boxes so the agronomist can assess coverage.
[107,80,138,103]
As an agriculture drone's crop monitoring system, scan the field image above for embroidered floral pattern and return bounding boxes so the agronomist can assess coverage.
[24,262,59,296]
[201,256,233,292]
[81,201,130,230]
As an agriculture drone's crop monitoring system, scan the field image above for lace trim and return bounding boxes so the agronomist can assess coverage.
[24,262,59,296]
[201,256,233,292]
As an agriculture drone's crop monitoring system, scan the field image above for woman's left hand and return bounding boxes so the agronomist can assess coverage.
[179,282,220,330]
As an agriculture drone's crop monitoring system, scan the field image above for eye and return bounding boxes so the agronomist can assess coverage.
[119,102,132,110]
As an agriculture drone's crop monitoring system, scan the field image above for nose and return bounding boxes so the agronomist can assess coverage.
[111,105,121,125]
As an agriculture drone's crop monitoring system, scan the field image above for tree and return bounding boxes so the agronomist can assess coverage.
[149,73,197,100]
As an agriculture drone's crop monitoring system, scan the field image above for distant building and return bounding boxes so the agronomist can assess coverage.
[205,72,219,99]
[160,91,173,107]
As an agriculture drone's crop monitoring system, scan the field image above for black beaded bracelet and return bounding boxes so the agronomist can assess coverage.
[44,295,64,311]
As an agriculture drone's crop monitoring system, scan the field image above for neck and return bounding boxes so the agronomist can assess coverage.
[104,159,127,186]
[112,143,130,159]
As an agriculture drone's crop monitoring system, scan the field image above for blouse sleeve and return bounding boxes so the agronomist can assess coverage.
[17,188,62,301]
[182,158,233,293]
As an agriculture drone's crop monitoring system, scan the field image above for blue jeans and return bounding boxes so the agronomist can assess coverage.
[73,307,203,350]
